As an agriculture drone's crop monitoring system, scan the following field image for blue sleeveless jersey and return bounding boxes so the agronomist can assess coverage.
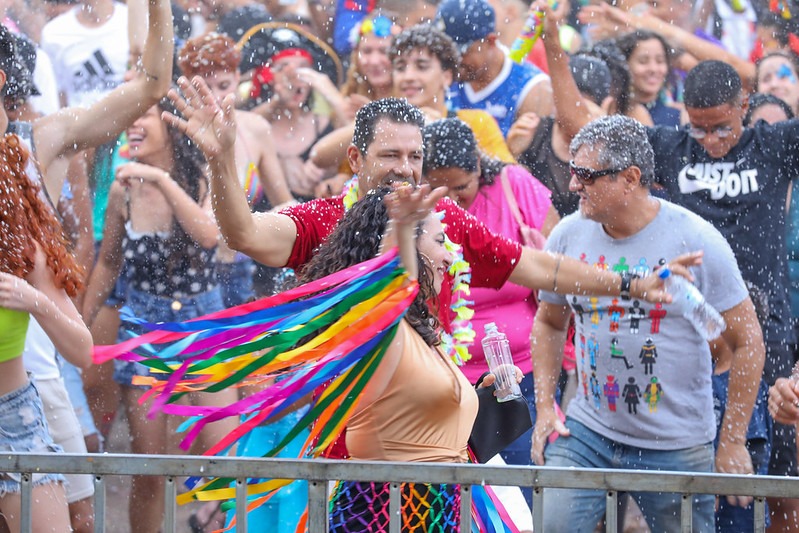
[447,57,547,136]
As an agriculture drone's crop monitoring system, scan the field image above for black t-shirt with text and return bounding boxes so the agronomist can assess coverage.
[648,119,799,346]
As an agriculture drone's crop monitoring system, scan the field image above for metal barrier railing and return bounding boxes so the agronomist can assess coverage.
[1,452,795,532]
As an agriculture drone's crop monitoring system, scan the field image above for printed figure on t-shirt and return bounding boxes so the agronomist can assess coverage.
[623,376,642,415]
[579,333,587,366]
[612,257,629,274]
[572,296,585,324]
[590,371,602,410]
[640,338,658,374]
[649,303,667,333]
[587,333,599,370]
[631,257,650,277]
[629,300,646,334]
[594,254,609,270]
[604,375,620,412]
[644,377,664,413]
[608,298,626,332]
[610,337,633,370]
[581,369,589,399]
[589,297,603,325]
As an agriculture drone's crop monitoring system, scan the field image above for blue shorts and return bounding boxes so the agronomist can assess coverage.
[113,286,225,388]
[0,380,65,496]
[543,419,715,532]
[216,258,256,308]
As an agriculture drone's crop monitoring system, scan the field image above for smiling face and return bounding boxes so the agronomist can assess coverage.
[756,55,799,112]
[349,118,424,194]
[425,166,480,210]
[416,213,452,294]
[356,33,394,92]
[127,105,169,161]
[393,48,453,108]
[628,38,669,102]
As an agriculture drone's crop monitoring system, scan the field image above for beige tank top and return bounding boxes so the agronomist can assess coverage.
[346,321,478,463]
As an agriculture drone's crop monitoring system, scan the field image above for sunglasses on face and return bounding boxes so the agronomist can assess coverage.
[686,125,733,140]
[569,161,628,184]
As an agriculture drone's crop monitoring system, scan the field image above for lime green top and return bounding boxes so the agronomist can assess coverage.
[0,308,30,362]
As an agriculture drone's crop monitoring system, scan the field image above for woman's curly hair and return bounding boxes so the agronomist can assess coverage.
[0,134,84,296]
[298,187,440,346]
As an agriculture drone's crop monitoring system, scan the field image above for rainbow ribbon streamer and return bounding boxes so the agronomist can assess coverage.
[93,248,519,532]
[94,250,417,501]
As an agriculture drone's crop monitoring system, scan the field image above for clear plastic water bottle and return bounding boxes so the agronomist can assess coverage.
[658,268,726,340]
[481,322,523,402]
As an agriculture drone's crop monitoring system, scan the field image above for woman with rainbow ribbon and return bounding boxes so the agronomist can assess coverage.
[94,184,524,532]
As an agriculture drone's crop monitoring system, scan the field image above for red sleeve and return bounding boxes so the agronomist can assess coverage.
[281,197,346,271]
[436,197,522,289]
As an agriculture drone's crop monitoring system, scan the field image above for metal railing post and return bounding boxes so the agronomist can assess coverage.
[236,478,248,533]
[93,475,106,533]
[680,493,693,532]
[460,485,471,531]
[164,476,177,532]
[389,482,401,533]
[308,480,328,532]
[605,491,618,532]
[20,473,31,532]
[533,486,544,532]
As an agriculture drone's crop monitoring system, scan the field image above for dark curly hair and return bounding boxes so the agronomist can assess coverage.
[298,187,440,346]
[389,24,461,75]
[151,95,210,275]
[422,117,506,187]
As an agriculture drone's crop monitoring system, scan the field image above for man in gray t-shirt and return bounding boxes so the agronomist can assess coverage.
[530,115,765,532]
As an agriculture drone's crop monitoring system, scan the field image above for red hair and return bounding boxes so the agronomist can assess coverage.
[178,32,242,78]
[0,134,84,296]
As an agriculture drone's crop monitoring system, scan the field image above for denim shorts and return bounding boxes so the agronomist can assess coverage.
[542,418,715,532]
[0,380,65,496]
[113,286,225,388]
[216,258,256,308]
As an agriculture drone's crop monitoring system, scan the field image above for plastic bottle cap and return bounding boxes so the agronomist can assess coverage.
[484,322,497,333]
[658,268,671,280]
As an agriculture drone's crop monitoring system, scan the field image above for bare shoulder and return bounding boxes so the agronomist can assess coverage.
[26,241,50,287]
[235,109,274,136]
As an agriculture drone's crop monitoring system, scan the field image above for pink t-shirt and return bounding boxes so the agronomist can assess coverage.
[460,165,553,383]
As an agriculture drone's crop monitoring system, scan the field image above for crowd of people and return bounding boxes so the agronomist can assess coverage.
[2,0,799,530]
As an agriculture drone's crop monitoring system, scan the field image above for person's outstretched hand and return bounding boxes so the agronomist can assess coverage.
[162,76,237,160]
[384,183,448,227]
[634,251,704,303]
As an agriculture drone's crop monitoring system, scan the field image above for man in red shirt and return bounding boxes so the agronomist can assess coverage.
[164,80,694,321]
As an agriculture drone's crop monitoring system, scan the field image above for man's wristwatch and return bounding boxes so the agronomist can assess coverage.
[620,271,635,301]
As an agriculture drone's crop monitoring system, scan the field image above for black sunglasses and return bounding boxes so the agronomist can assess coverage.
[569,161,628,184]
